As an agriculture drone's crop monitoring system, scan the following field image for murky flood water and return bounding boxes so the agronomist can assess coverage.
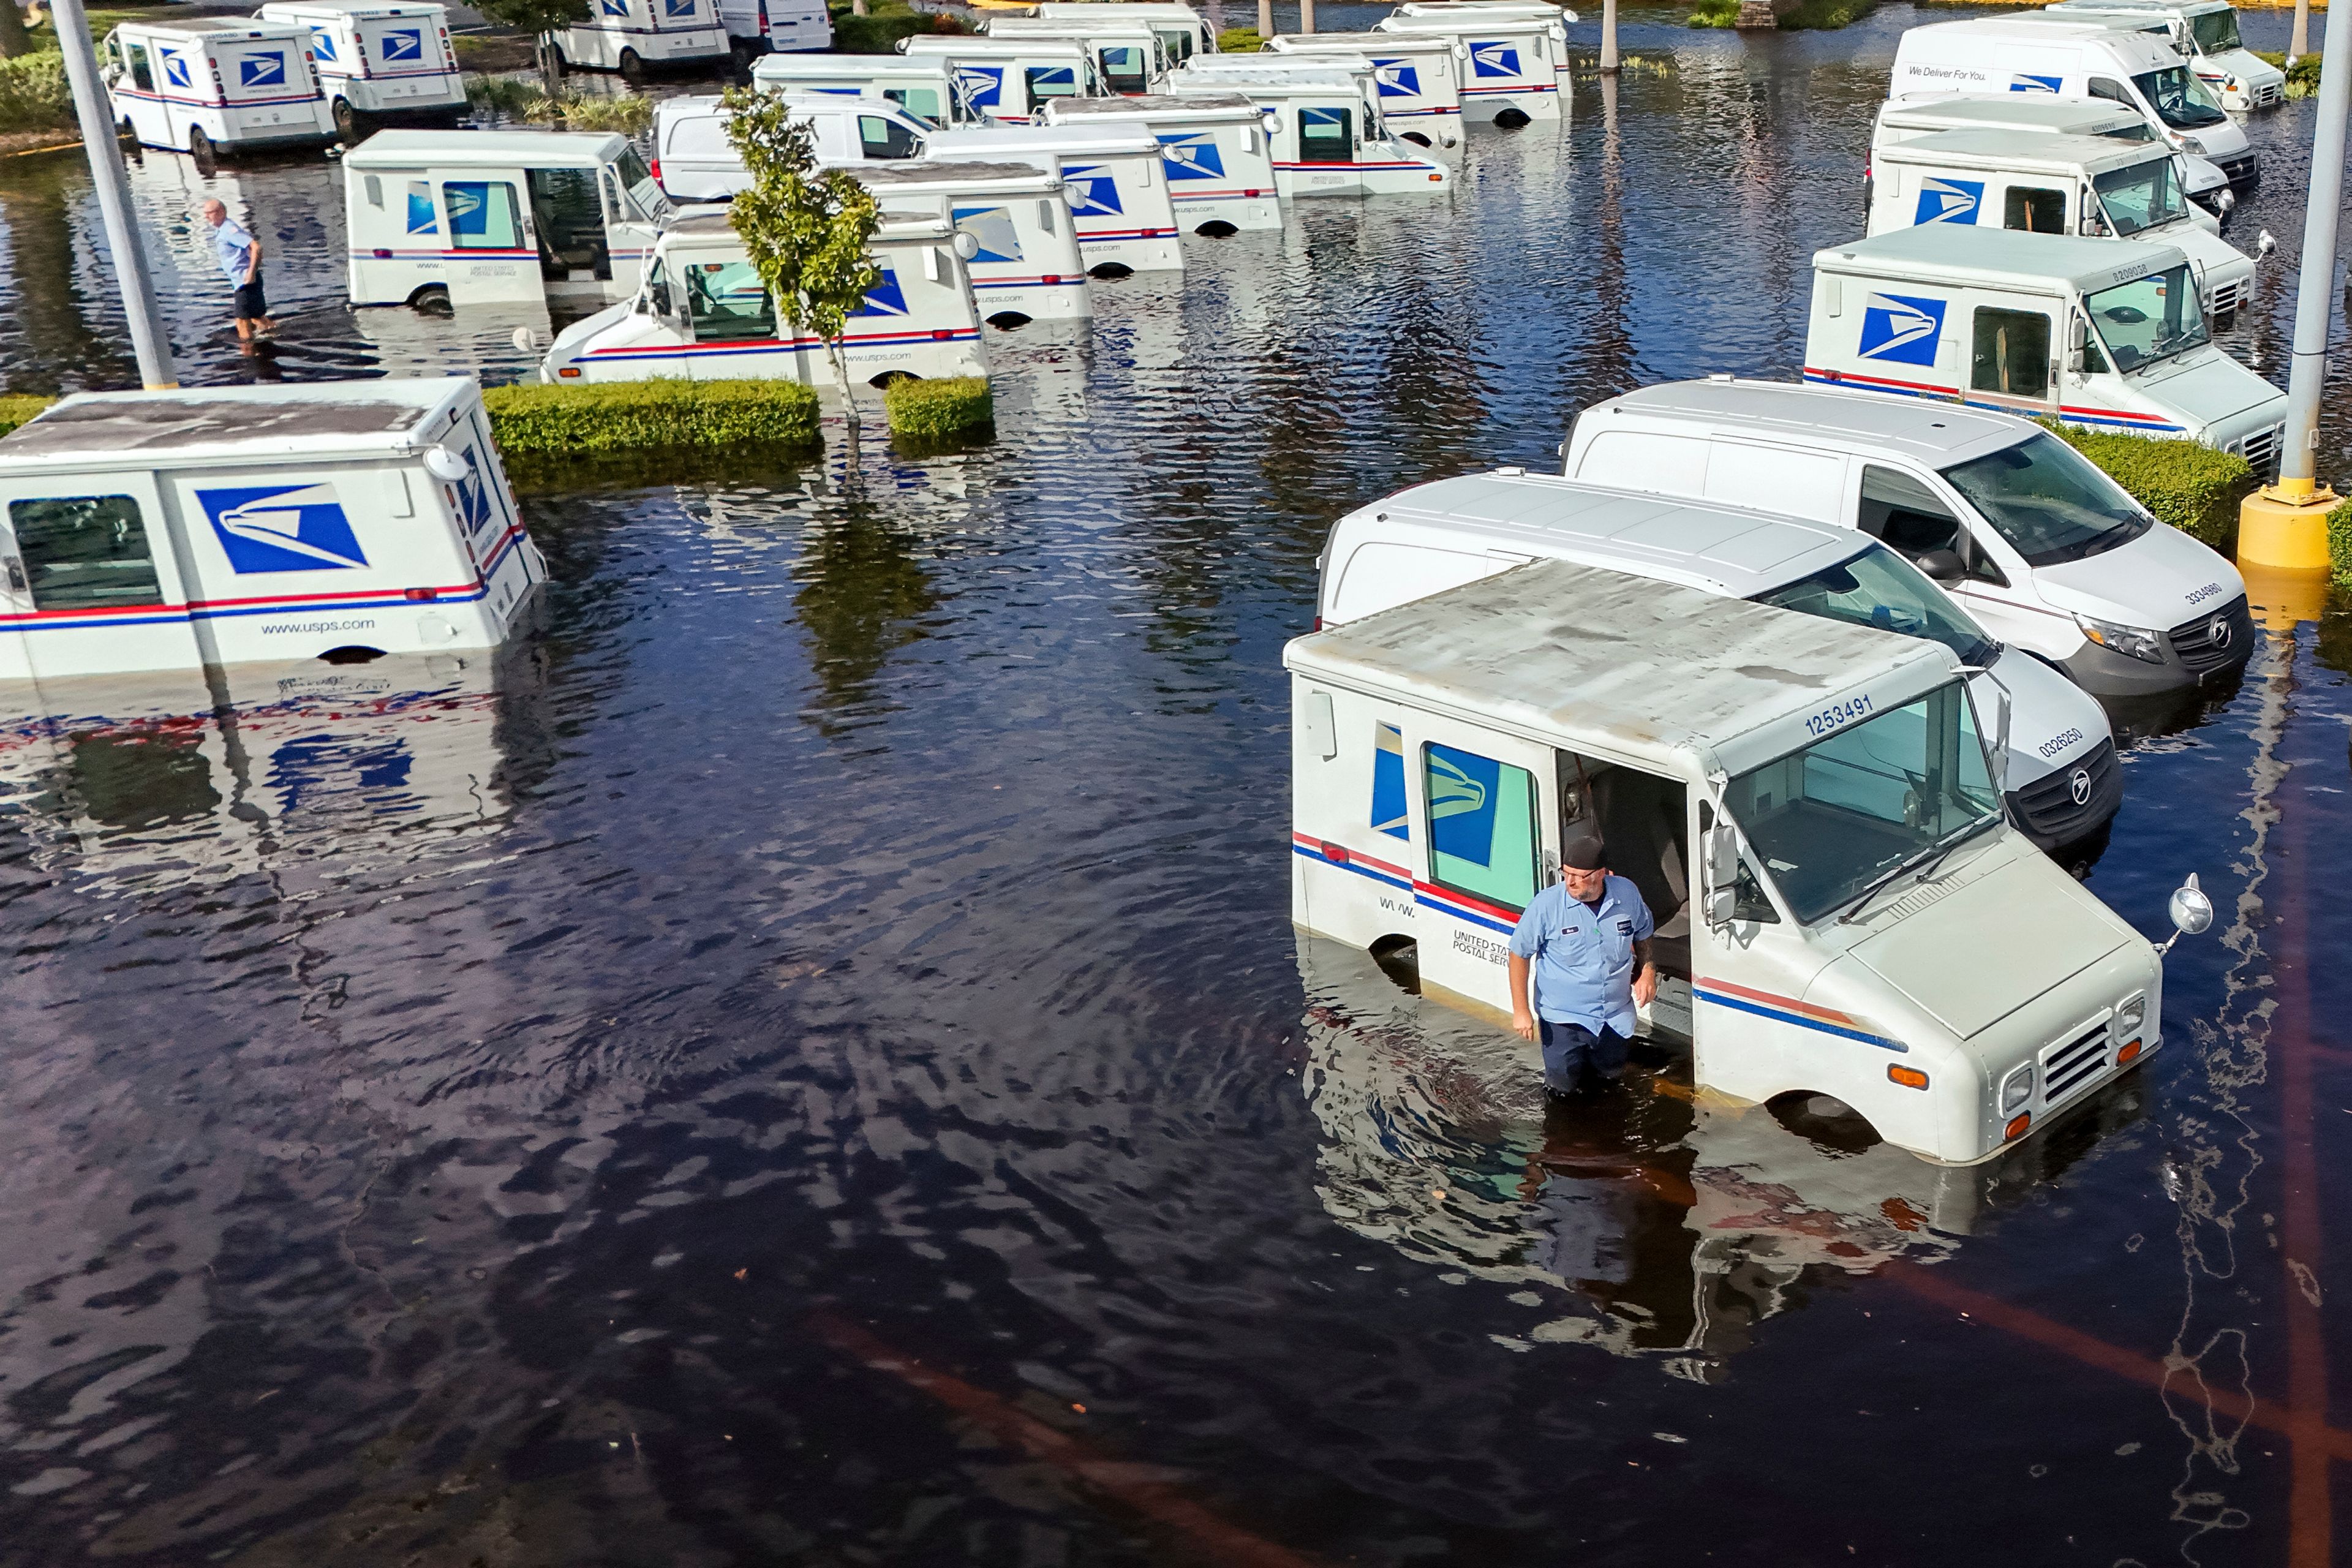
[5,5,2352,1564]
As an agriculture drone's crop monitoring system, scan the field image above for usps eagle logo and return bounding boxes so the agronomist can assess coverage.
[162,50,192,88]
[856,265,908,317]
[310,28,337,61]
[601,0,630,17]
[382,28,423,60]
[1857,293,1947,367]
[663,0,695,18]
[954,64,1003,107]
[1157,131,1223,180]
[199,483,369,573]
[1372,59,1420,97]
[1912,176,1983,225]
[2009,73,2062,92]
[1060,164,1123,217]
[1470,41,1519,78]
[239,53,287,88]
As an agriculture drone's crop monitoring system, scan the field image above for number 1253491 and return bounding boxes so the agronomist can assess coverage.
[1804,694,1874,738]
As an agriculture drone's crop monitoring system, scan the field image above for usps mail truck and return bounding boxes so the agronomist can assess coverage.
[854,160,1093,325]
[538,211,987,387]
[100,17,334,159]
[1804,227,2285,466]
[1866,130,2256,323]
[2043,0,2283,111]
[1887,16,2257,187]
[897,37,1108,124]
[1870,94,2230,227]
[983,17,1172,96]
[1373,4,1566,127]
[751,54,991,127]
[0,379,542,679]
[1167,61,1452,197]
[1290,557,2204,1164]
[1042,94,1280,233]
[1265,32,1466,156]
[1035,2,1217,64]
[654,96,931,201]
[547,0,728,79]
[716,0,831,59]
[927,123,1183,274]
[344,130,670,310]
[255,1,462,138]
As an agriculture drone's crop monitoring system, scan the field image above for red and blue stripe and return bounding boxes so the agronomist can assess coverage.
[1694,977,1907,1053]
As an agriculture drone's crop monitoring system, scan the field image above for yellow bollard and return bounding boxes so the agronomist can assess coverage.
[2240,560,2333,633]
[2237,476,2337,574]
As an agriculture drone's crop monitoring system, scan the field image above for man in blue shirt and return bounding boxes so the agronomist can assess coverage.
[200,198,274,342]
[1507,839,1656,1095]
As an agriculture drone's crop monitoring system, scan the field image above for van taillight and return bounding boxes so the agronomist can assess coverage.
[404,587,437,601]
[372,247,393,258]
[1312,616,1323,631]
[650,156,662,179]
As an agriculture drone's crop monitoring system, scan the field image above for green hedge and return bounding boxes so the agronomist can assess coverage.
[482,377,820,453]
[829,2,965,55]
[2254,50,2323,99]
[2328,499,2352,589]
[2046,423,2256,549]
[883,375,991,441]
[0,53,72,136]
[0,394,56,438]
[1216,26,1262,51]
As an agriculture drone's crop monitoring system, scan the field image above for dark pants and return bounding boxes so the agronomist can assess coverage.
[1539,1019,1629,1096]
[233,276,269,322]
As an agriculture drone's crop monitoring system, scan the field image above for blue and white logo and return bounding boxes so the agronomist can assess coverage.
[452,451,495,533]
[162,50,191,88]
[2009,72,2062,92]
[1425,742,1499,866]
[1858,292,1948,367]
[1912,176,1983,225]
[601,0,630,17]
[311,28,337,61]
[1158,130,1224,180]
[663,0,695,18]
[1371,58,1420,97]
[1061,163,1122,217]
[955,64,1003,108]
[380,27,423,61]
[199,483,369,573]
[405,186,438,234]
[1470,41,1520,78]
[951,204,1022,264]
[239,53,287,88]
[856,265,907,317]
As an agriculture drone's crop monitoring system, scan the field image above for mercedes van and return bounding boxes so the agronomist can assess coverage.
[2043,0,2283,111]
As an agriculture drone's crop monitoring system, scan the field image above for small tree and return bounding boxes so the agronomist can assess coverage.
[720,86,883,459]
[470,0,589,91]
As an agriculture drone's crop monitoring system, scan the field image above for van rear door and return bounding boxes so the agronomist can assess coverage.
[217,36,318,134]
[428,168,544,304]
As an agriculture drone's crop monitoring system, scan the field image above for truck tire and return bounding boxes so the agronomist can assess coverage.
[408,284,453,314]
[187,126,216,171]
[333,97,364,142]
[618,47,646,83]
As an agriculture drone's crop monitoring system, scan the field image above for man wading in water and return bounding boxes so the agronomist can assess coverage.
[200,199,274,343]
[1507,839,1657,1095]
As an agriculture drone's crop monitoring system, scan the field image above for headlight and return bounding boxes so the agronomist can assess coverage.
[2076,614,2167,665]
[2176,134,2206,155]
[2000,1063,2035,1115]
[2117,994,2147,1035]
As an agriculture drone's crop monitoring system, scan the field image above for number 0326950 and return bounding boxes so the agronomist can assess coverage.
[1803,694,1874,737]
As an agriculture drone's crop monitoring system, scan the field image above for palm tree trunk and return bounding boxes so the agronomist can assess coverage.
[0,1,36,59]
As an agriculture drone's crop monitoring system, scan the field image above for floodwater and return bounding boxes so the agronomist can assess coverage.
[4,4,2352,1564]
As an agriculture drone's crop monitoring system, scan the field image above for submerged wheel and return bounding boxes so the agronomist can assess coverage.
[984,309,1031,330]
[869,369,918,389]
[1768,1091,1883,1155]
[1087,262,1133,280]
[187,126,216,170]
[408,283,453,315]
[618,47,646,83]
[333,96,363,141]
[1493,107,1531,130]
[1194,219,1237,238]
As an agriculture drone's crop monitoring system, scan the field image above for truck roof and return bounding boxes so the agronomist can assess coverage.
[665,208,954,243]
[345,128,628,167]
[1269,29,1453,47]
[1286,557,1953,775]
[898,36,1093,56]
[2051,0,2230,14]
[1875,94,2149,135]
[1036,3,1213,17]
[1044,91,1259,117]
[1877,127,2164,175]
[0,378,477,467]
[1814,224,2185,295]
[118,15,311,36]
[845,159,1062,192]
[257,1,448,16]
[1172,63,1365,89]
[753,54,947,74]
[1580,377,2037,469]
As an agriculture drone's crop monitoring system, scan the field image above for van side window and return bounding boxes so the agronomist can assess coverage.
[1023,66,1079,108]
[1299,105,1352,163]
[2003,186,2067,233]
[883,85,943,126]
[685,258,777,342]
[1373,723,1409,841]
[1970,308,2052,401]
[1099,44,1147,93]
[2087,76,2133,105]
[1858,465,2005,586]
[1422,741,1539,916]
[128,42,154,92]
[8,496,164,612]
[858,113,922,159]
[447,181,524,250]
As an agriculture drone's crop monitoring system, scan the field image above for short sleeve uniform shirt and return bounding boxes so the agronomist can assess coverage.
[1506,875,1655,1036]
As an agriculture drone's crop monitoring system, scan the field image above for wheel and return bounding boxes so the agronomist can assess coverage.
[1194,220,1237,238]
[408,284,453,315]
[618,47,646,83]
[1493,107,1531,130]
[187,126,216,171]
[332,96,362,142]
[869,370,916,388]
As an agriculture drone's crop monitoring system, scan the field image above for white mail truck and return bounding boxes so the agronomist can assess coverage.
[1265,32,1466,156]
[2043,0,2283,111]
[1373,4,1566,127]
[655,95,935,201]
[538,211,987,387]
[715,0,831,60]
[344,129,669,310]
[546,0,728,79]
[897,36,1107,124]
[1167,61,1451,198]
[1289,556,2204,1165]
[100,17,334,159]
[255,1,461,138]
[848,160,1092,325]
[927,123,1182,274]
[1870,94,2230,227]
[983,16,1172,96]
[750,53,989,127]
[0,379,542,679]
[1035,2,1216,64]
[1042,93,1280,233]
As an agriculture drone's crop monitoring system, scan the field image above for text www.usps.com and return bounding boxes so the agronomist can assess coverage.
[263,617,377,636]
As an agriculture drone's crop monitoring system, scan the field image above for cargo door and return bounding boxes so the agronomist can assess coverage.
[364,17,439,86]
[1399,716,1558,1022]
[680,254,784,381]
[219,39,317,136]
[429,168,543,304]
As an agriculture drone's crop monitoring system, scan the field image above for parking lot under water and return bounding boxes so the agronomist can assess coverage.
[5,3,2352,1562]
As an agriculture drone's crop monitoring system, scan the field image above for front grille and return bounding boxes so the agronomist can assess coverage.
[2168,593,2254,677]
[2041,1019,2112,1106]
[2217,153,2258,185]
[2208,276,2247,319]
[2252,81,2282,108]
[2237,423,2282,477]
[2010,737,2121,843]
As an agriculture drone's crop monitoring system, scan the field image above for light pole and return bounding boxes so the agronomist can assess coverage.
[2237,0,2352,573]
[1257,0,1272,42]
[46,0,176,389]
[1600,0,1618,74]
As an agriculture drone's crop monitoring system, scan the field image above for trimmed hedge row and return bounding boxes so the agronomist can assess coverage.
[2253,50,2322,99]
[0,53,72,137]
[481,377,820,453]
[2046,423,2256,549]
[883,375,992,442]
[1216,26,1263,51]
[0,394,54,439]
[829,2,967,55]
[2329,500,2352,590]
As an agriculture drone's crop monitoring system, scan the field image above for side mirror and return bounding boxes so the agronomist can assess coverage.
[951,230,979,260]
[2068,316,2088,352]
[1916,548,1966,582]
[2160,872,2214,952]
[421,446,469,483]
[510,325,540,354]
[1702,824,1739,927]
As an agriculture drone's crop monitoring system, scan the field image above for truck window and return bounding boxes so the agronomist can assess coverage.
[1157,26,1192,61]
[1373,722,1408,840]
[2188,9,2243,53]
[858,113,923,159]
[2087,76,2134,105]
[685,258,777,342]
[2002,186,2067,234]
[528,167,610,280]
[127,41,154,92]
[1970,308,2051,400]
[2092,157,2185,236]
[8,496,164,612]
[1423,741,1539,916]
[1299,105,1352,163]
[2133,65,2229,129]
[1023,66,1079,108]
[1855,466,2003,585]
[447,181,525,250]
[882,85,945,127]
[2084,263,2207,372]
[1099,45,1148,93]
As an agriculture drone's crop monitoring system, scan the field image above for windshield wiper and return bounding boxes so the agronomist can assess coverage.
[1836,812,2001,925]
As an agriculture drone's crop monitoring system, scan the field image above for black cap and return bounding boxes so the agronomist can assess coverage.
[1561,838,1607,872]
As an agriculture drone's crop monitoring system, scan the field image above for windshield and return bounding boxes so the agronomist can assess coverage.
[2084,261,2209,373]
[1940,431,2154,567]
[1725,683,2001,925]
[2187,7,2242,52]
[2134,64,2229,127]
[1751,546,1995,668]
[2092,156,2186,235]
[612,146,671,222]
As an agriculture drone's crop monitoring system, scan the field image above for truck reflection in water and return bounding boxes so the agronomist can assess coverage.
[1296,930,2150,1379]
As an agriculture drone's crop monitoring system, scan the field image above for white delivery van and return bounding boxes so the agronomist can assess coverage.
[1867,130,2255,324]
[752,53,989,127]
[546,0,728,79]
[927,123,1182,274]
[984,17,1171,96]
[1871,94,2229,228]
[1803,227,2284,465]
[2043,0,2283,111]
[1319,470,2120,848]
[715,0,830,60]
[652,95,930,202]
[0,379,542,678]
[100,18,334,160]
[1042,94,1280,234]
[345,129,669,310]
[1167,61,1451,198]
[1265,32,1466,157]
[1373,4,1566,127]
[1887,17,2257,188]
[1290,556,2198,1164]
[1036,2,1217,64]
[1562,378,2257,701]
[897,37,1107,125]
[856,160,1092,325]
[538,211,986,387]
[254,2,462,138]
